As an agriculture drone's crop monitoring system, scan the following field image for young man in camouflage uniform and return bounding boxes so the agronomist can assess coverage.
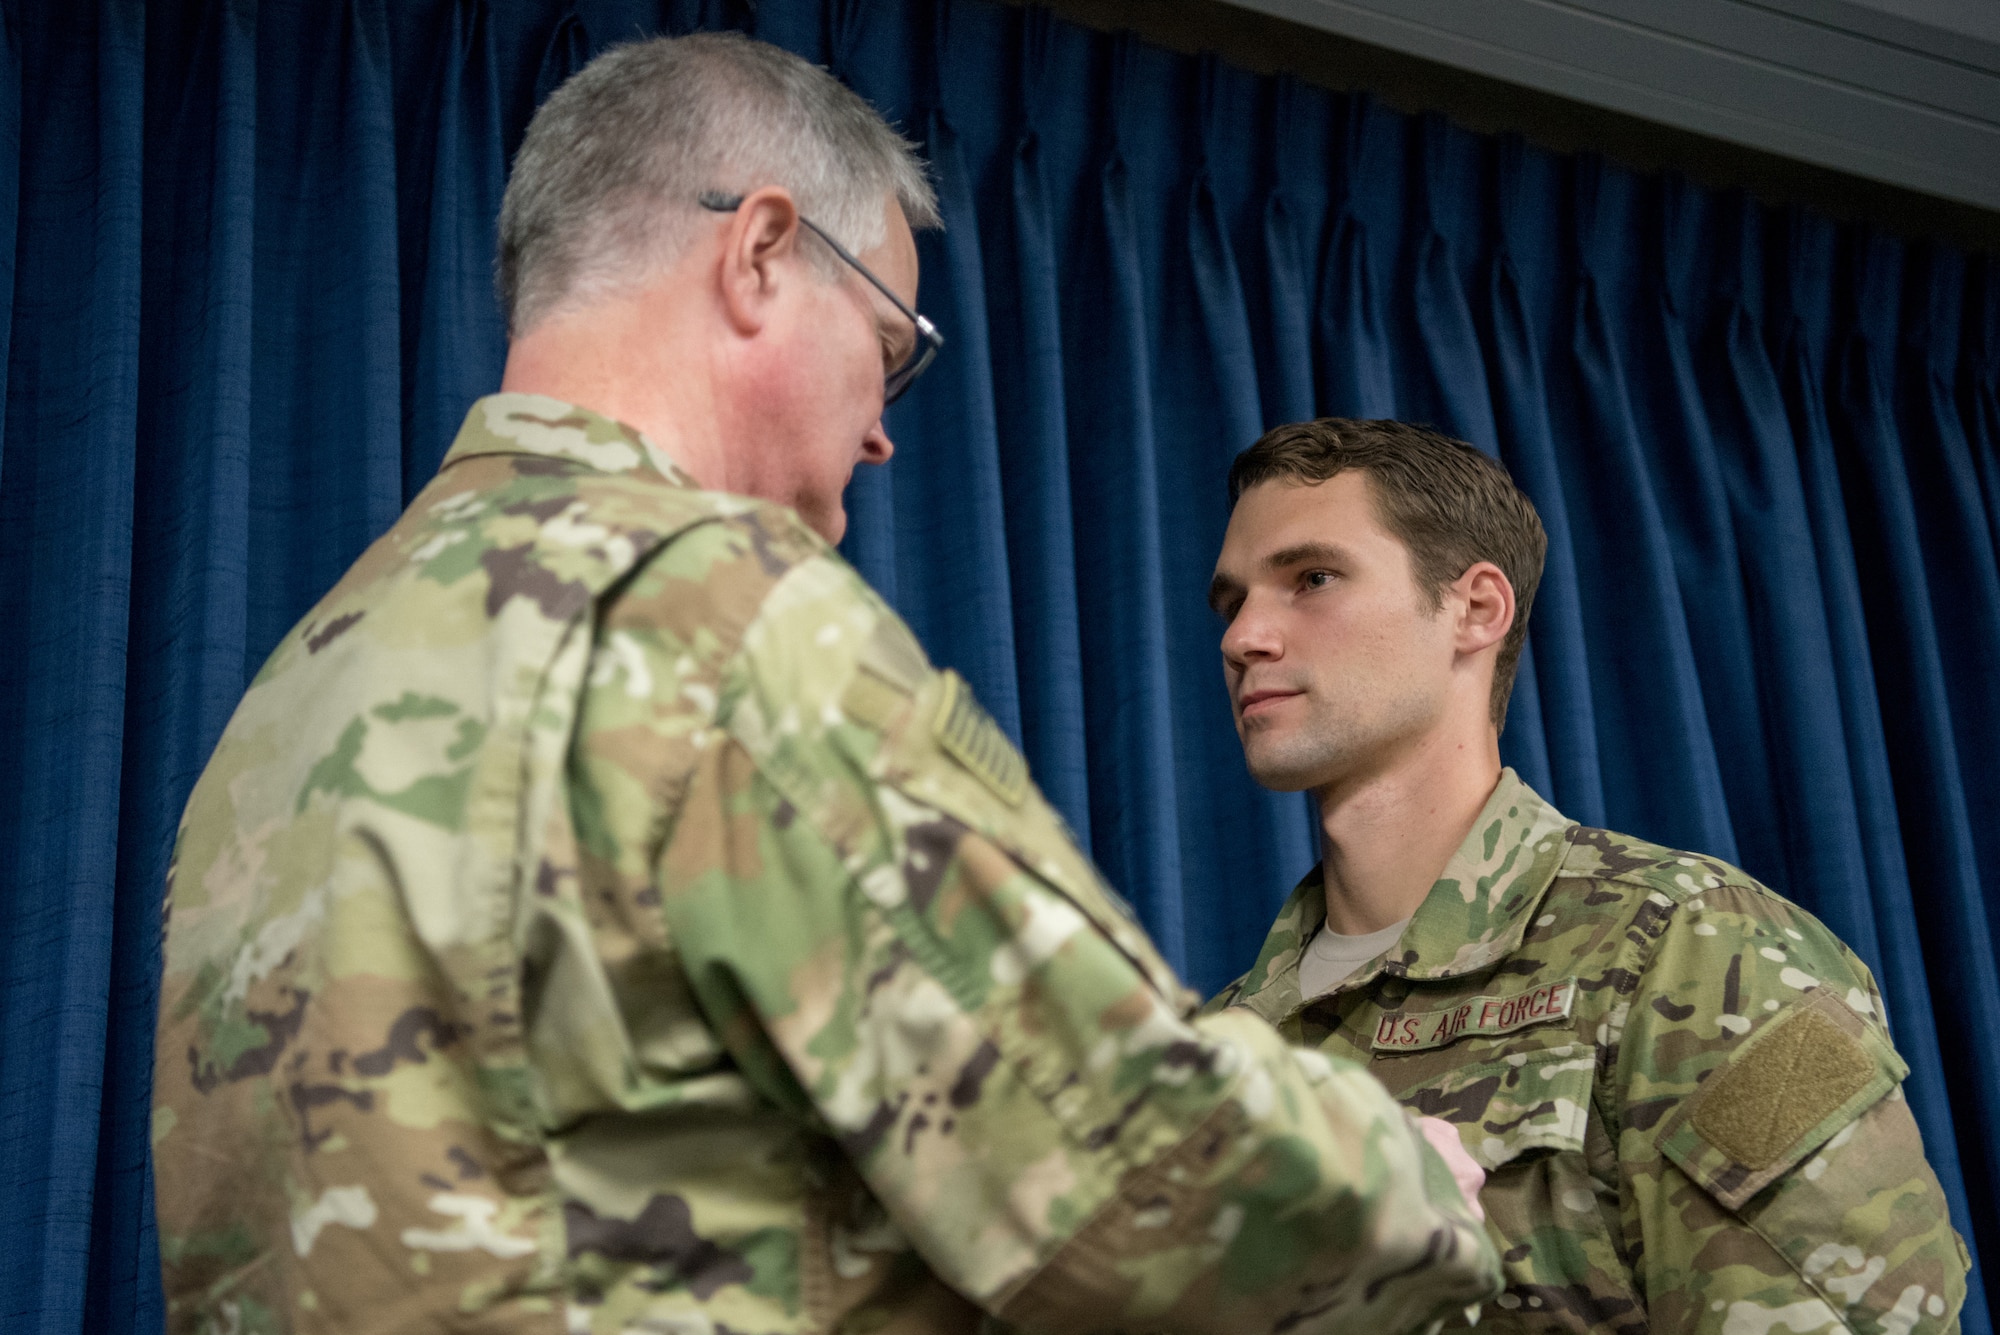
[150,35,1503,1335]
[1204,418,1971,1334]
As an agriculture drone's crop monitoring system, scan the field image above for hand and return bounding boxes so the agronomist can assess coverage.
[1417,1116,1486,1223]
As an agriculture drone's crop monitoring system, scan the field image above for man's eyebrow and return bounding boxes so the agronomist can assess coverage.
[1209,542,1355,613]
[1263,541,1350,570]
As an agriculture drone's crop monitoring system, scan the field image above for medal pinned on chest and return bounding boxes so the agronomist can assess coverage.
[1373,978,1578,1052]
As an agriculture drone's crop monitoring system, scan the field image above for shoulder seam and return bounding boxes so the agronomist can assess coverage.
[1557,829,1762,904]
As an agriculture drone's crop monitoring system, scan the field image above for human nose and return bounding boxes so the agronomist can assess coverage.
[860,419,895,466]
[1220,595,1281,667]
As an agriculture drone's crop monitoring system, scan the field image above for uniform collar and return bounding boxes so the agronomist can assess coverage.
[440,393,700,489]
[1227,769,1577,1024]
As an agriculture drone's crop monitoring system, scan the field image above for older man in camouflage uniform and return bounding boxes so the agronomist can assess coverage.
[150,33,1502,1335]
[1205,418,1971,1334]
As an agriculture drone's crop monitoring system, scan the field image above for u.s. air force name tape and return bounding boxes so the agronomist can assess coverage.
[1372,978,1577,1052]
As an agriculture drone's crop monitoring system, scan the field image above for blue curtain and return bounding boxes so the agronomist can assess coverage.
[0,0,1994,1329]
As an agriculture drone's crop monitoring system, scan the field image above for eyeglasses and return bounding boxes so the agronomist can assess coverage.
[698,191,943,406]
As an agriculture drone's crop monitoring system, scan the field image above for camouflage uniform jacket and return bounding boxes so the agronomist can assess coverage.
[1210,769,1971,1335]
[153,394,1500,1335]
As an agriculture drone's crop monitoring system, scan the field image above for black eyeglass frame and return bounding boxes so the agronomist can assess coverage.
[698,191,943,406]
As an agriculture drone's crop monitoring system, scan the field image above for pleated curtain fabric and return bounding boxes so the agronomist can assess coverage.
[0,0,1995,1330]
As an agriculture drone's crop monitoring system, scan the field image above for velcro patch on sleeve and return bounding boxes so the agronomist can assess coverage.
[1692,1006,1873,1170]
[1372,979,1577,1052]
[1661,986,1902,1211]
[933,671,1027,806]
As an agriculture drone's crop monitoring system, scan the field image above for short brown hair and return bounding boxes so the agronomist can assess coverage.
[1228,419,1547,731]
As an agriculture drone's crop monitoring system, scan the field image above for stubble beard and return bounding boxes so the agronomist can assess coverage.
[1240,688,1428,794]
[1241,703,1359,793]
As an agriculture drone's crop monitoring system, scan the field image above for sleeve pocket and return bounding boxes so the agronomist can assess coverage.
[869,669,1193,1013]
[1657,987,1905,1212]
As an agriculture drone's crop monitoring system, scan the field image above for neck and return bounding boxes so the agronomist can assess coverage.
[1314,724,1502,935]
[498,290,727,489]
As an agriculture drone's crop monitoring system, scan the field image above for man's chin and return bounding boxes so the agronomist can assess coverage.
[1242,752,1324,794]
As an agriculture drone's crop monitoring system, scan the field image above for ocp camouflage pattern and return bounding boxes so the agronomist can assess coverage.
[1210,770,1971,1335]
[152,394,1501,1335]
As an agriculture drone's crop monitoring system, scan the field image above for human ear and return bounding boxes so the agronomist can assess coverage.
[1454,562,1515,656]
[718,186,803,337]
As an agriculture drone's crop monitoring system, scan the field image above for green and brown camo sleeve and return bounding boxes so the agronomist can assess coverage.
[1613,880,1969,1335]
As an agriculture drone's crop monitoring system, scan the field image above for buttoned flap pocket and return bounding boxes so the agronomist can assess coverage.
[1657,987,1905,1212]
[1399,1042,1599,1171]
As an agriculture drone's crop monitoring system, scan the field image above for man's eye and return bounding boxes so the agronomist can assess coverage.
[881,329,912,372]
[1302,570,1334,589]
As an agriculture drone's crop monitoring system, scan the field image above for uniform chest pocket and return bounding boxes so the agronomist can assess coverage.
[1397,1043,1599,1171]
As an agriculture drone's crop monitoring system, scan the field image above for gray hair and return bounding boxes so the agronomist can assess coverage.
[498,32,940,336]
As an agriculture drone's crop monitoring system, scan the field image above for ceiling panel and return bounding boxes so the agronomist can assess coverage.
[1223,0,2000,209]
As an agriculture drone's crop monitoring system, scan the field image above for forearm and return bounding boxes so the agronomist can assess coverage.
[990,1007,1499,1335]
[663,749,1496,1334]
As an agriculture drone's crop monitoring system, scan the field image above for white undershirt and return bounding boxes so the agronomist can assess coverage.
[1299,916,1412,998]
